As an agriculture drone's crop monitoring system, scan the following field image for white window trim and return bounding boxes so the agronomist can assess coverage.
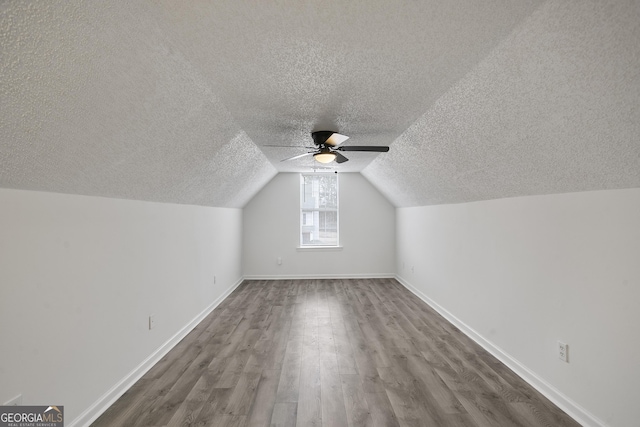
[299,173,339,247]
[296,245,343,252]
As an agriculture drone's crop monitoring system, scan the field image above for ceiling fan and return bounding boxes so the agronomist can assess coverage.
[280,131,389,164]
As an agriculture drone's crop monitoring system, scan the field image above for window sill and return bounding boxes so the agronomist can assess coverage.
[297,246,343,252]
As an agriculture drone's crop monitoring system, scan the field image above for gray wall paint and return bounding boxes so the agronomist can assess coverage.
[396,188,640,427]
[243,173,395,278]
[0,188,243,424]
[3,180,638,427]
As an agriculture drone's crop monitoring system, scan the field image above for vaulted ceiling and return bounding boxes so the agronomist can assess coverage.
[2,1,639,208]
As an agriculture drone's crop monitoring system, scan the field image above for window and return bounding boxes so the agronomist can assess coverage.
[300,173,338,246]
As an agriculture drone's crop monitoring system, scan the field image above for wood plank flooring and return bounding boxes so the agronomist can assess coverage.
[91,279,580,427]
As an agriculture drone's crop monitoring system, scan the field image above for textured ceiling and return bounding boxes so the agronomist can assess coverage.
[1,1,639,208]
[0,1,277,208]
[363,0,640,206]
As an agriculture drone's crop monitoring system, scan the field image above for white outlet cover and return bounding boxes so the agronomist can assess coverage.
[558,341,569,363]
[149,315,156,330]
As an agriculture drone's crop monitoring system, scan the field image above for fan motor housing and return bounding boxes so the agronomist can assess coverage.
[311,131,335,146]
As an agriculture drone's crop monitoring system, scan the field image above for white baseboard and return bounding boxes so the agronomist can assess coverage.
[394,275,605,427]
[70,275,603,427]
[69,277,244,427]
[243,273,395,280]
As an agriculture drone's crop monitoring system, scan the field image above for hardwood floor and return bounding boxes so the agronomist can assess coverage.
[92,279,580,427]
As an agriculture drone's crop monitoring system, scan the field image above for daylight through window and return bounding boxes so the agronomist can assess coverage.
[300,173,338,246]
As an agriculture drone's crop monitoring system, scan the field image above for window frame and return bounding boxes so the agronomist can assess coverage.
[299,173,340,248]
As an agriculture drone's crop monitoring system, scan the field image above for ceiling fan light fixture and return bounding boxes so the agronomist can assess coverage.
[314,151,337,164]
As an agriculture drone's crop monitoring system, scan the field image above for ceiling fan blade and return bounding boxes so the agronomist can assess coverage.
[337,146,389,152]
[281,152,315,162]
[325,133,349,147]
[312,131,349,147]
[334,152,349,164]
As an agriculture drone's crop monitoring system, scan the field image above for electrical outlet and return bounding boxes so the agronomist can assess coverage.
[558,341,568,362]
[4,394,22,406]
[411,265,414,273]
[149,315,156,330]
[213,275,216,284]
[277,257,282,265]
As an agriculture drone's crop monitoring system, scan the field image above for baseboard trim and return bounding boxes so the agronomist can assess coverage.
[243,273,395,280]
[394,275,605,427]
[69,277,245,427]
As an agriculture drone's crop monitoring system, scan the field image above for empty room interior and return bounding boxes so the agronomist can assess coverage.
[1,1,639,426]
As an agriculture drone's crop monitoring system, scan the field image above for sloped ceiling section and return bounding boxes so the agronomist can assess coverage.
[0,2,276,208]
[0,0,544,208]
[363,0,640,207]
[145,0,542,173]
[2,1,639,208]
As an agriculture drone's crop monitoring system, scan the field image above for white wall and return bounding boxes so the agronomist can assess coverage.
[0,188,243,425]
[396,188,640,427]
[243,173,395,278]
